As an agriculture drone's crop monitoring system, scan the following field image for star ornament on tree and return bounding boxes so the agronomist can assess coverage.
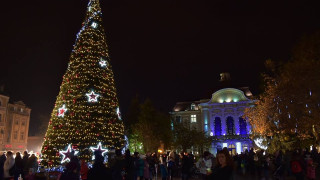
[86,90,100,102]
[59,144,79,164]
[116,107,122,120]
[58,104,67,117]
[99,58,108,68]
[90,142,108,160]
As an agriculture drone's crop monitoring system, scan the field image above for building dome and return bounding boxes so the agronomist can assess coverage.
[210,88,249,103]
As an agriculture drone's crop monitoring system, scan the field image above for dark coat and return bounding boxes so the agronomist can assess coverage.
[87,162,112,180]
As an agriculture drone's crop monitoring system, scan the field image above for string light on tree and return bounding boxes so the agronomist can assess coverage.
[86,90,100,102]
[57,104,67,117]
[59,144,79,164]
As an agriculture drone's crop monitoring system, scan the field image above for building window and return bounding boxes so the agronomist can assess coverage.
[226,116,235,135]
[20,108,24,112]
[20,132,24,140]
[191,115,196,123]
[21,121,25,126]
[191,103,196,110]
[0,100,2,106]
[175,116,181,123]
[228,144,236,155]
[0,114,2,123]
[14,131,18,139]
[214,117,222,136]
[239,117,247,135]
[15,121,19,125]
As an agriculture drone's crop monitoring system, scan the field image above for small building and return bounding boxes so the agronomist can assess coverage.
[170,87,255,155]
[0,94,31,152]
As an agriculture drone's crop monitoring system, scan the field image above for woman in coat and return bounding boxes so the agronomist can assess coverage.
[4,151,15,180]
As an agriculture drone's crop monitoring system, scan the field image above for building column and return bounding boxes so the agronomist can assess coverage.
[202,107,209,133]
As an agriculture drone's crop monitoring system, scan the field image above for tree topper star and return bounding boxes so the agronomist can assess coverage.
[86,90,100,102]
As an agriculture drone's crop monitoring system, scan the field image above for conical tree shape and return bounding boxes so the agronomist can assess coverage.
[41,0,125,166]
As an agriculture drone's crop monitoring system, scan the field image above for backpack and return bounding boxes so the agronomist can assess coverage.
[291,161,302,173]
[9,164,15,176]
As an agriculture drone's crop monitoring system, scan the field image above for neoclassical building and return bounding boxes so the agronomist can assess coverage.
[170,87,255,155]
[0,94,31,152]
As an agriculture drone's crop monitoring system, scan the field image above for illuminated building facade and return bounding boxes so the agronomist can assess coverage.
[0,94,31,152]
[170,87,255,155]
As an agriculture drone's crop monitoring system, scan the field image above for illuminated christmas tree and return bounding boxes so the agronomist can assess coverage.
[41,0,125,166]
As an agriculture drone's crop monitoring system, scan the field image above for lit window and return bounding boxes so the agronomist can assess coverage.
[20,108,23,112]
[191,104,196,110]
[191,115,197,123]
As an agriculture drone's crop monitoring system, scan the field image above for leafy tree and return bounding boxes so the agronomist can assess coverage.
[244,41,320,152]
[172,121,211,153]
[130,99,172,153]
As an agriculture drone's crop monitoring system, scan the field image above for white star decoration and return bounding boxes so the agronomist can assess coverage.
[58,104,67,117]
[91,22,98,28]
[86,90,100,102]
[90,142,108,160]
[59,144,79,164]
[99,58,108,68]
[116,107,122,120]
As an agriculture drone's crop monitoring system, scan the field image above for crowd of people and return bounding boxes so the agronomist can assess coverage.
[0,147,319,180]
[0,151,39,180]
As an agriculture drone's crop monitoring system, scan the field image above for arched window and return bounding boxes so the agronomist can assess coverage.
[214,117,222,136]
[226,116,235,135]
[239,117,247,135]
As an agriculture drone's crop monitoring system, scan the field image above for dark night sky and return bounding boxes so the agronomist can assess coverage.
[1,0,320,135]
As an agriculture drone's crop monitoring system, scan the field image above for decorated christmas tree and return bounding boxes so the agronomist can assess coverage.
[41,0,125,166]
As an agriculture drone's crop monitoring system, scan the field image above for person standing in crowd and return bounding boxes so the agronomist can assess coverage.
[3,151,15,180]
[22,151,29,179]
[180,152,191,180]
[209,150,233,180]
[0,153,7,180]
[14,152,24,180]
[26,154,38,174]
[167,151,175,180]
[291,151,304,180]
[87,151,111,180]
[124,149,134,180]
[80,159,88,180]
[60,161,79,180]
[159,155,168,180]
[110,149,125,180]
[196,151,212,180]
